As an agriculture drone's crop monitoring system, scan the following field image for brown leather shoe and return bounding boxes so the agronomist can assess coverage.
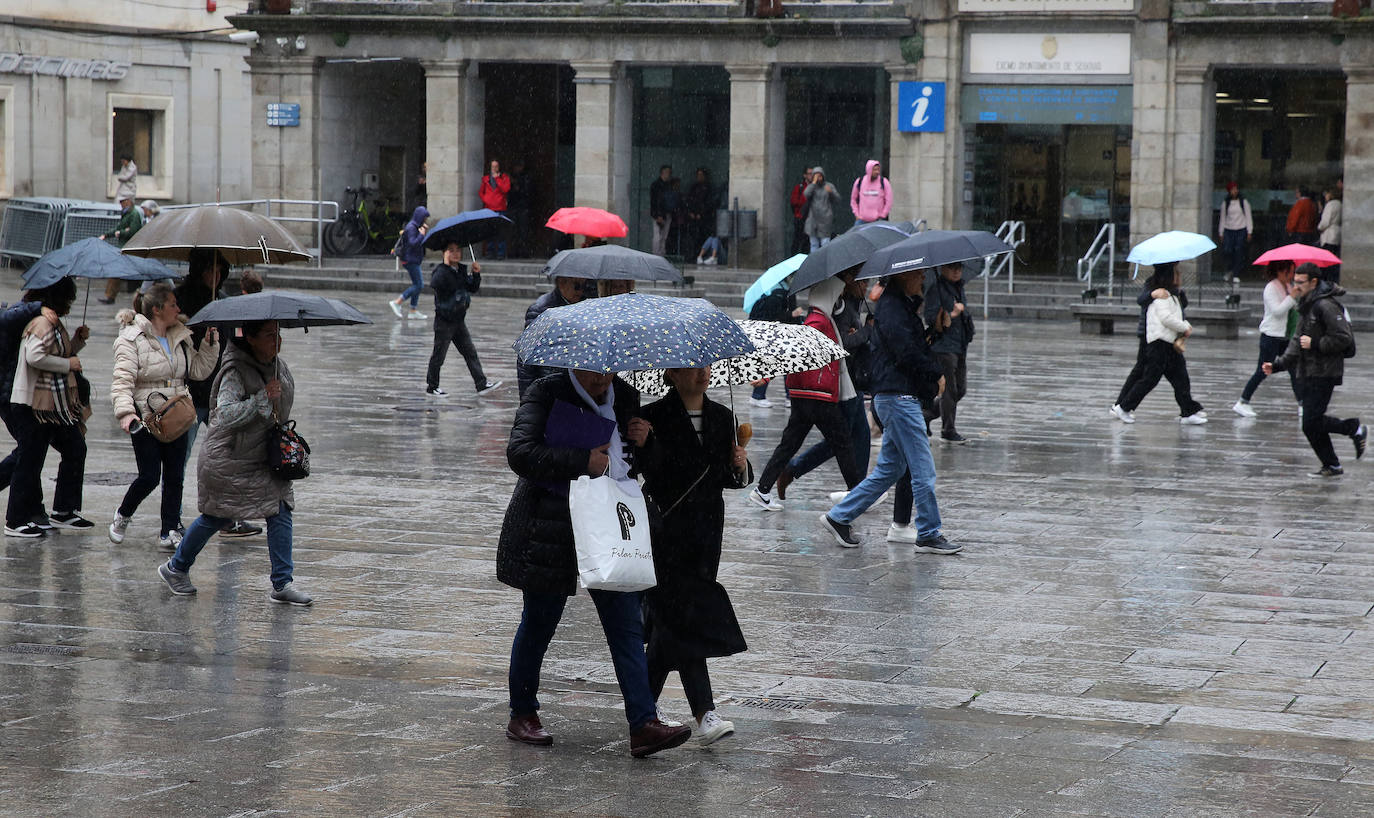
[776,467,794,500]
[629,718,691,758]
[505,713,553,746]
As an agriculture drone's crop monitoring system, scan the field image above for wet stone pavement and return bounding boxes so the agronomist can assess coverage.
[2,287,1373,817]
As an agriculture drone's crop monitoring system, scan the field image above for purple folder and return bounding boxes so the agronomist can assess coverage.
[535,399,618,494]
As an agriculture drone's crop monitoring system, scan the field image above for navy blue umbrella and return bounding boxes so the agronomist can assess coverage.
[423,209,511,251]
[22,237,175,289]
[543,244,683,284]
[856,230,1013,280]
[513,293,753,374]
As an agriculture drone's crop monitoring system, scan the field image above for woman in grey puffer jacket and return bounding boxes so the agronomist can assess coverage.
[156,319,313,606]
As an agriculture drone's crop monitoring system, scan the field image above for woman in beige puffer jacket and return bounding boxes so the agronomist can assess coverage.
[108,282,219,548]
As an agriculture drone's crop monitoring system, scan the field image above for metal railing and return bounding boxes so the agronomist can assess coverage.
[161,198,338,267]
[980,220,1025,319]
[1075,222,1116,298]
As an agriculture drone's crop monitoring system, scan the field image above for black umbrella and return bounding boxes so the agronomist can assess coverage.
[856,230,1013,281]
[186,291,372,329]
[423,209,511,251]
[789,221,916,292]
[542,244,683,283]
[22,238,178,324]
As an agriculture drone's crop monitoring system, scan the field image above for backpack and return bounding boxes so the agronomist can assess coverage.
[389,233,405,256]
[1343,306,1357,359]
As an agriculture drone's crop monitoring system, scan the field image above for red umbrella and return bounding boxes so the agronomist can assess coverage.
[545,207,628,238]
[1252,243,1341,267]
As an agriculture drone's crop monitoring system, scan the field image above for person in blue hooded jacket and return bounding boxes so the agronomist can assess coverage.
[388,206,430,320]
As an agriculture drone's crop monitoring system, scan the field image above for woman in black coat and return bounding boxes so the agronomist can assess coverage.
[496,369,691,758]
[635,365,751,745]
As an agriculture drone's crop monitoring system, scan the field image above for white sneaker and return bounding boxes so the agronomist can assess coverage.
[696,711,734,746]
[408,310,427,321]
[784,398,791,409]
[108,512,131,544]
[829,489,889,504]
[695,257,705,265]
[656,707,683,728]
[159,527,184,551]
[1232,400,1257,418]
[887,523,918,543]
[1110,404,1135,424]
[426,385,448,397]
[748,397,773,409]
[704,257,719,266]
[388,299,403,318]
[1180,412,1208,425]
[749,489,783,512]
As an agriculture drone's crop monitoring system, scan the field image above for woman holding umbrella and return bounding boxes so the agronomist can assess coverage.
[109,283,220,548]
[635,365,751,745]
[1233,260,1299,418]
[156,319,311,605]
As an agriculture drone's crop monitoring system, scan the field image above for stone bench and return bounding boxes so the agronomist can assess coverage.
[1070,303,1254,339]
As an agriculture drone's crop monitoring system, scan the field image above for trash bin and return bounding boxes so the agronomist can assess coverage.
[715,209,757,240]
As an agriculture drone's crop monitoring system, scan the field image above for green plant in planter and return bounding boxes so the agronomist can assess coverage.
[900,34,923,65]
[332,31,349,48]
[762,33,781,48]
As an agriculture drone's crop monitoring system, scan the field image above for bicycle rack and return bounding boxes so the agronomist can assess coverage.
[1076,222,1116,300]
[980,220,1026,319]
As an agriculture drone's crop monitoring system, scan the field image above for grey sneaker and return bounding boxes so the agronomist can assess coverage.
[157,560,197,595]
[159,527,184,551]
[109,512,131,544]
[914,534,963,555]
[270,582,313,606]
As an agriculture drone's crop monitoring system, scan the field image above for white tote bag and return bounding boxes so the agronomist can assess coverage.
[568,475,657,592]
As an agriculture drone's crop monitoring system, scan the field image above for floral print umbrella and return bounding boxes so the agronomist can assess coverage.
[618,319,847,396]
[512,293,754,374]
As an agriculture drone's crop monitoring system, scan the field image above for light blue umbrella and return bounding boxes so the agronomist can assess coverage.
[743,254,805,314]
[22,237,175,290]
[1126,231,1216,266]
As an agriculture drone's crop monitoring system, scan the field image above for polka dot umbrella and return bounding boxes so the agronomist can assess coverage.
[513,293,754,374]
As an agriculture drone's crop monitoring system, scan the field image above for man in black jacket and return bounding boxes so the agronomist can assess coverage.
[1265,267,1366,476]
[818,267,959,553]
[425,242,501,397]
[924,263,974,443]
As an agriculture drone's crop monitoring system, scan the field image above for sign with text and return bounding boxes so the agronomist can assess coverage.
[959,0,1133,10]
[969,33,1132,76]
[267,102,300,127]
[962,85,1133,126]
[897,82,946,133]
[0,53,130,81]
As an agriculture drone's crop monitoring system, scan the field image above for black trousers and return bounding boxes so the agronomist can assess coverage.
[426,315,487,391]
[933,352,967,435]
[119,429,189,536]
[648,656,715,719]
[4,404,85,527]
[1120,340,1203,416]
[758,397,862,493]
[1115,337,1148,406]
[1300,378,1360,469]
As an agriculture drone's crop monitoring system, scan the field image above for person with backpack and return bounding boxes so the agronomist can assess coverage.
[424,241,502,398]
[850,160,892,225]
[388,206,430,320]
[1264,263,1365,477]
[1217,182,1252,281]
[924,262,974,444]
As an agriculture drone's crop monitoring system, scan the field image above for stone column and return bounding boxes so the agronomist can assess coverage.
[1129,27,1170,245]
[1168,66,1208,238]
[1342,68,1374,288]
[420,59,470,219]
[726,64,783,267]
[571,61,628,220]
[247,56,319,243]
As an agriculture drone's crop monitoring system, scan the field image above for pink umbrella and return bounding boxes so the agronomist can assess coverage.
[1252,243,1341,267]
[545,207,628,238]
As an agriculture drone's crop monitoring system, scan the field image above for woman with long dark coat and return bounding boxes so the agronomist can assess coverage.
[635,366,751,745]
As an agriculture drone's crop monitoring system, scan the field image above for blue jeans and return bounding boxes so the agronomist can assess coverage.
[808,235,832,252]
[789,396,870,478]
[752,381,769,400]
[400,262,424,308]
[509,588,655,731]
[828,393,941,539]
[170,500,294,589]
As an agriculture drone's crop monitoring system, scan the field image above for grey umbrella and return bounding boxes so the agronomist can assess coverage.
[789,220,916,292]
[856,230,1013,280]
[122,205,312,265]
[542,244,683,283]
[186,291,371,329]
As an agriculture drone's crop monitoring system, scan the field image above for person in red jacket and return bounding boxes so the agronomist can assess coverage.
[1286,186,1319,245]
[749,288,863,511]
[480,160,512,259]
[789,166,812,255]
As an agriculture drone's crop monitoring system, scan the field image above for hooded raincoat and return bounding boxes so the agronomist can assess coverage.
[850,160,892,222]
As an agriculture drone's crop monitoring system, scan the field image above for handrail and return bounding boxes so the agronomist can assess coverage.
[980,220,1026,319]
[912,219,928,233]
[1075,222,1116,298]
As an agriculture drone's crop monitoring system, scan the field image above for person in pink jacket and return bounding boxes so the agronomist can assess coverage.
[850,160,892,223]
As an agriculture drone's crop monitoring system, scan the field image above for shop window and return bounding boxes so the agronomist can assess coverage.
[112,108,156,174]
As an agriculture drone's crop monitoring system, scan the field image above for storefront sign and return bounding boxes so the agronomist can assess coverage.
[897,82,946,133]
[267,103,301,127]
[959,0,1133,10]
[962,85,1133,125]
[0,53,130,80]
[969,33,1132,76]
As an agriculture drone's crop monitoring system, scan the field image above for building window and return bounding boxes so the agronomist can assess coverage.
[112,108,156,175]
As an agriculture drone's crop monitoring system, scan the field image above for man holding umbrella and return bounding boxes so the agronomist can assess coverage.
[425,241,502,397]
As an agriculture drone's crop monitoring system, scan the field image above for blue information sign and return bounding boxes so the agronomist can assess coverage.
[961,85,1133,126]
[897,81,946,133]
[267,102,301,127]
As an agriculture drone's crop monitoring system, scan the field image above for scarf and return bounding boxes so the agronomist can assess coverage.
[568,371,637,493]
[25,317,85,426]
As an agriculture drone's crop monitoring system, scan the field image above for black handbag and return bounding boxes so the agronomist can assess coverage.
[266,418,311,480]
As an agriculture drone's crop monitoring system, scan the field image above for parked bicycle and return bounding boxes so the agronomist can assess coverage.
[323,187,402,256]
